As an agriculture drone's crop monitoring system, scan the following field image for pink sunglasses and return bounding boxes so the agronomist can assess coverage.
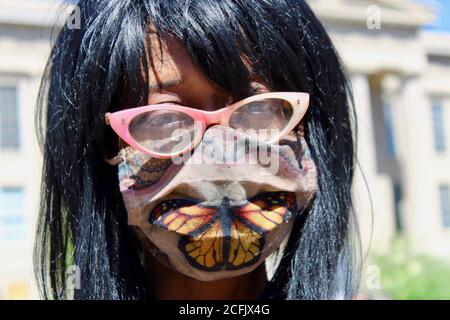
[105,92,310,159]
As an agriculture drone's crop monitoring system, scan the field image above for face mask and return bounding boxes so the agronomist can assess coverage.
[116,125,317,281]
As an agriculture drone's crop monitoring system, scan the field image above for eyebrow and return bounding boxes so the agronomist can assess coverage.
[149,77,184,91]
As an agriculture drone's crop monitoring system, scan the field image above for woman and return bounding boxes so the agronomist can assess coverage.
[34,0,360,300]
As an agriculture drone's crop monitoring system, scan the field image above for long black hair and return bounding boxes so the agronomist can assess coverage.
[34,0,360,299]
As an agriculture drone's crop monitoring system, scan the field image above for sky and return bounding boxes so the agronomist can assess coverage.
[421,0,450,32]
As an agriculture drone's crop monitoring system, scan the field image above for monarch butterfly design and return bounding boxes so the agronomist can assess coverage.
[149,192,296,271]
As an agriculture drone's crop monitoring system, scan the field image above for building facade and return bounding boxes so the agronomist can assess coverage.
[308,0,450,258]
[0,0,449,299]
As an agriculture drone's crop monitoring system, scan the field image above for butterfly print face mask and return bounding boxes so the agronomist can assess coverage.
[117,125,318,281]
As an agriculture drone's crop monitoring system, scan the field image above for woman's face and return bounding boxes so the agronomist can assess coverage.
[113,31,318,281]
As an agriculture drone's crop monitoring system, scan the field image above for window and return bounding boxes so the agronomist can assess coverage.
[0,187,26,240]
[0,86,20,150]
[431,100,446,153]
[383,102,396,157]
[439,185,450,228]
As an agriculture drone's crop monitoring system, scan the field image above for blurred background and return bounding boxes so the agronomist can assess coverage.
[0,0,449,299]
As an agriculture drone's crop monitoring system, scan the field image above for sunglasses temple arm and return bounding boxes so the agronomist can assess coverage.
[105,112,111,125]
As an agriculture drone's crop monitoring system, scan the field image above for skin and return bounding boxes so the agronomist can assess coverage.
[144,251,268,300]
[119,31,270,300]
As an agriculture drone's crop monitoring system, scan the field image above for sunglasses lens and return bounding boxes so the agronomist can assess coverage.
[129,110,198,155]
[229,98,293,136]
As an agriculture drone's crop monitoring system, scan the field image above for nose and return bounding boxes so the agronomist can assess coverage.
[203,109,224,127]
[197,125,245,163]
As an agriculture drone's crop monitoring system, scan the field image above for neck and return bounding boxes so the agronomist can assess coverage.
[143,250,268,300]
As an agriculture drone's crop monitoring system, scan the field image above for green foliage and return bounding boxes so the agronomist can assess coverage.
[373,239,450,300]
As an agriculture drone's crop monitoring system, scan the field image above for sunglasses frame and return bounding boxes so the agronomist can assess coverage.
[105,92,310,159]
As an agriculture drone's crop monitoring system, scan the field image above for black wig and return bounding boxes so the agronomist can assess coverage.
[34,0,360,300]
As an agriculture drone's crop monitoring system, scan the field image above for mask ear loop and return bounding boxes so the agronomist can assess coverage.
[104,149,125,166]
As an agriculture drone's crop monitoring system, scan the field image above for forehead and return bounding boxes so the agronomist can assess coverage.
[146,31,226,94]
[145,29,263,98]
[146,31,183,89]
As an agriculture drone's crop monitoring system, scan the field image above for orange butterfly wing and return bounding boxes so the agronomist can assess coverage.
[150,199,225,270]
[149,192,296,271]
[226,192,296,270]
[181,220,225,270]
[235,191,296,232]
[150,199,216,235]
[226,219,264,270]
